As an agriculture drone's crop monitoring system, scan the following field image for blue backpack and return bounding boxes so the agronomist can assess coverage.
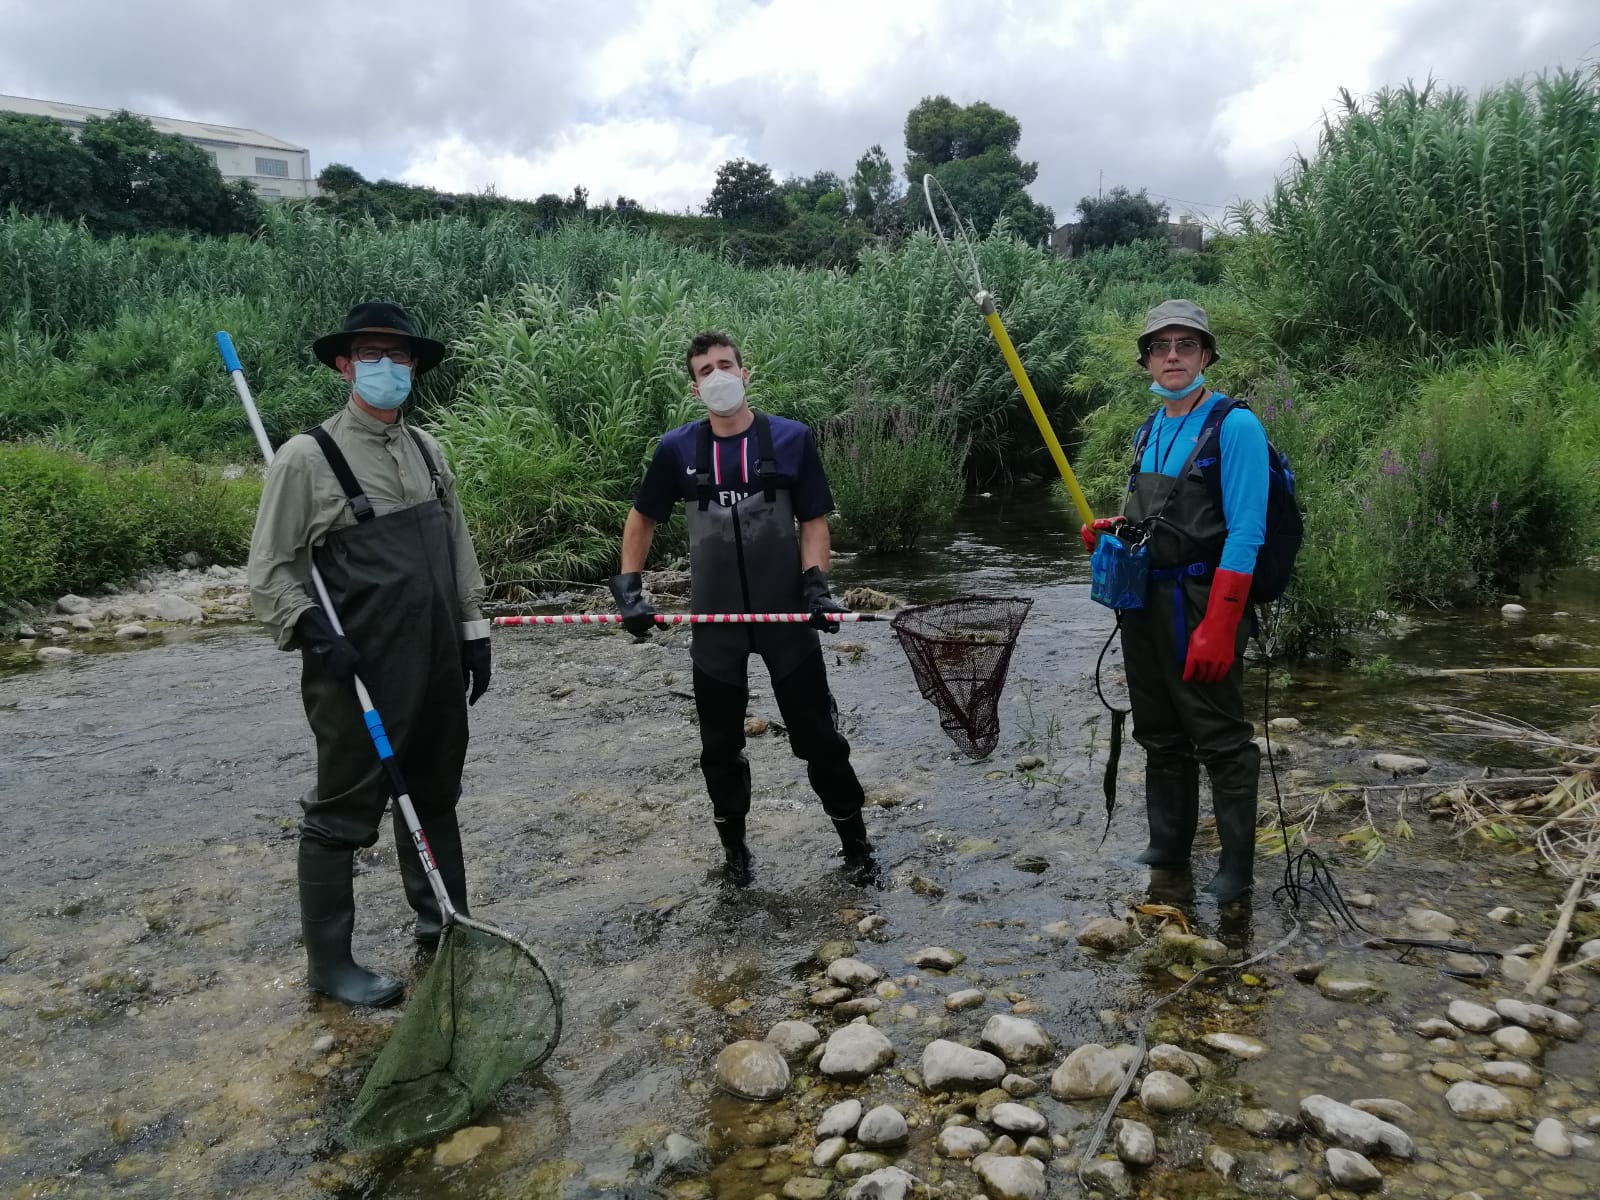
[1130,396,1304,604]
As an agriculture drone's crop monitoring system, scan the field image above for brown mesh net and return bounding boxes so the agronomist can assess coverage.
[891,597,1033,759]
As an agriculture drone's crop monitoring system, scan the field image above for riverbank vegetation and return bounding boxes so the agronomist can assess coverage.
[2,69,1596,655]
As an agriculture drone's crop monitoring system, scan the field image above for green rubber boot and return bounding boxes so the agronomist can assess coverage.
[1134,760,1200,869]
[395,809,468,946]
[299,839,403,1007]
[834,813,879,886]
[1202,786,1258,904]
[716,815,754,888]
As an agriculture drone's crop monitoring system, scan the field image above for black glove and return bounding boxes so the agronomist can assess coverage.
[608,571,658,637]
[800,566,848,633]
[461,637,491,705]
[295,606,362,683]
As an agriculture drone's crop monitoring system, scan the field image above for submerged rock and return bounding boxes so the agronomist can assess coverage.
[911,946,965,970]
[945,988,986,1012]
[433,1124,501,1166]
[812,1138,847,1169]
[1444,1081,1518,1121]
[1299,1095,1415,1158]
[1138,1071,1196,1114]
[1078,1158,1131,1197]
[1490,1026,1540,1058]
[1447,1000,1501,1033]
[1002,1073,1039,1098]
[1077,917,1136,952]
[1494,998,1583,1040]
[717,1040,790,1100]
[1479,1060,1540,1088]
[827,957,884,988]
[1325,1148,1382,1192]
[1373,752,1429,775]
[1202,1031,1265,1059]
[835,1153,892,1180]
[1404,907,1459,935]
[1114,1118,1156,1167]
[1051,1044,1126,1100]
[1235,1107,1300,1138]
[1534,1118,1574,1157]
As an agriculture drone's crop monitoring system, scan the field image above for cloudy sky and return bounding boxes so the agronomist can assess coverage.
[2,0,1594,223]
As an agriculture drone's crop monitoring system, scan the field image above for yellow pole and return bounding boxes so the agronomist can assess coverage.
[979,294,1096,528]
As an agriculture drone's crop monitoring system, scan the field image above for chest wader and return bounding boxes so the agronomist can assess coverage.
[686,416,868,883]
[296,427,471,1004]
[1121,434,1260,902]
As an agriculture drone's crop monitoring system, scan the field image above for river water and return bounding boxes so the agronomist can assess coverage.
[2,487,1597,1198]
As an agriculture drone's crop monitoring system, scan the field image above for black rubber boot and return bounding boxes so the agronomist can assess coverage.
[1134,760,1200,868]
[834,813,879,886]
[1202,786,1258,903]
[716,816,754,888]
[396,808,469,946]
[299,838,403,1007]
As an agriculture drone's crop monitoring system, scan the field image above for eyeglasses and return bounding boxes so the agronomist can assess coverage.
[351,346,415,366]
[1147,337,1204,356]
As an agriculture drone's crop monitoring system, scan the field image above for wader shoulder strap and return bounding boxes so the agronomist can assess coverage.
[693,420,715,512]
[1128,410,1160,493]
[752,411,779,503]
[306,426,375,523]
[405,427,445,501]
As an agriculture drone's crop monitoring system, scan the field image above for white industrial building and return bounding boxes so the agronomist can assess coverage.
[0,94,315,199]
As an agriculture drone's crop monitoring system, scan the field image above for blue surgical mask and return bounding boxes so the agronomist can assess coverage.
[353,358,413,410]
[1149,372,1206,402]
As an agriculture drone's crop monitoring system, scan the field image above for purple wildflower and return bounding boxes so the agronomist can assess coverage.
[1283,395,1294,412]
[1490,497,1501,516]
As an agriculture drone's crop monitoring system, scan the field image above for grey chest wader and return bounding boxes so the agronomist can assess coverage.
[686,413,819,687]
[1119,422,1259,901]
[295,427,471,1005]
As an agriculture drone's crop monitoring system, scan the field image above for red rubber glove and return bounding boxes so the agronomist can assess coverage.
[1183,568,1253,683]
[1080,516,1122,553]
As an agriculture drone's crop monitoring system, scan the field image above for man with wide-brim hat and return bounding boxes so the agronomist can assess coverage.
[248,300,490,1006]
[1081,299,1268,905]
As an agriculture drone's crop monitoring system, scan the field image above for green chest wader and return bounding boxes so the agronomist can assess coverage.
[686,414,819,687]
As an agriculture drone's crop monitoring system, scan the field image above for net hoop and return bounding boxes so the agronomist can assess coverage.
[922,172,987,305]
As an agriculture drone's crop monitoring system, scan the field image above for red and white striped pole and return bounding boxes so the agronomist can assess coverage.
[493,612,885,627]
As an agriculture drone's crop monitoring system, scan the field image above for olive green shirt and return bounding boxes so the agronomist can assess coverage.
[247,400,489,650]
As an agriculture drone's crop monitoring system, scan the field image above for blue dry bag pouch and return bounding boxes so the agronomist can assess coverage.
[1090,532,1149,611]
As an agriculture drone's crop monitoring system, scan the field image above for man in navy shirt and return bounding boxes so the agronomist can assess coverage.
[1081,301,1267,903]
[609,331,876,888]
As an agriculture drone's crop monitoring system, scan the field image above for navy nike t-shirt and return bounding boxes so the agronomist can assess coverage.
[633,413,835,522]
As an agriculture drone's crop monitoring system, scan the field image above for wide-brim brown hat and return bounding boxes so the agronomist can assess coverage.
[1137,298,1220,362]
[312,301,447,375]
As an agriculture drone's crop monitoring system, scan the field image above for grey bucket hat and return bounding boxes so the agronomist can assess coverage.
[1137,299,1219,361]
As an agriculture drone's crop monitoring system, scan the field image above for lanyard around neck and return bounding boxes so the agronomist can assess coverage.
[1151,389,1207,477]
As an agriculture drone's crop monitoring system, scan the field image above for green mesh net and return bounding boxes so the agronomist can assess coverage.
[345,918,563,1151]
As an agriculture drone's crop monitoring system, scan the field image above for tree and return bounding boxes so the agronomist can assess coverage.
[780,170,847,213]
[849,144,899,218]
[902,97,1051,244]
[904,96,1022,182]
[0,114,99,219]
[79,112,261,236]
[316,162,366,193]
[1073,186,1168,252]
[703,158,786,226]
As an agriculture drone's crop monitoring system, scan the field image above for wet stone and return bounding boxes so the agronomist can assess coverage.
[1114,1119,1155,1167]
[1316,969,1385,1004]
[845,1167,914,1200]
[1202,1031,1266,1059]
[1479,1060,1540,1088]
[857,915,887,937]
[810,987,852,1008]
[114,623,149,640]
[945,988,986,1012]
[717,1041,791,1101]
[817,1100,862,1139]
[817,941,855,965]
[1447,1000,1501,1033]
[1404,907,1458,934]
[911,946,965,971]
[856,1105,908,1148]
[1431,1062,1477,1084]
[1051,1044,1125,1100]
[980,1014,1053,1065]
[1235,1107,1301,1139]
[1283,1173,1321,1200]
[434,1124,502,1167]
[1138,1071,1196,1114]
[819,1025,893,1081]
[836,997,883,1018]
[1299,1095,1415,1159]
[827,958,884,989]
[768,1021,822,1059]
[834,1153,891,1180]
[1533,1118,1573,1157]
[1490,1026,1540,1058]
[921,1039,1005,1091]
[1205,1145,1238,1180]
[1444,1082,1517,1121]
[1414,1018,1457,1039]
[1350,1099,1417,1125]
[990,1103,1047,1137]
[973,1152,1048,1200]
[311,1034,336,1055]
[1002,1073,1040,1098]
[1076,917,1136,952]
[783,1178,831,1200]
[1325,1148,1383,1192]
[937,1125,990,1160]
[1374,753,1430,775]
[1147,1043,1207,1079]
[1495,998,1583,1040]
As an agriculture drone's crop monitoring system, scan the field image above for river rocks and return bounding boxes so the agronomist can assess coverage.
[1405,907,1459,935]
[35,646,73,663]
[1051,1044,1125,1100]
[990,1103,1047,1137]
[836,997,883,1018]
[1078,1159,1131,1197]
[1205,1145,1238,1179]
[856,1105,908,1148]
[1444,1082,1517,1121]
[1351,1098,1418,1125]
[1534,1118,1574,1157]
[1487,906,1521,924]
[1325,1148,1382,1191]
[921,1039,1005,1091]
[1115,1118,1156,1167]
[1202,1031,1266,1060]
[835,1153,892,1179]
[937,1125,990,1159]
[767,1021,821,1059]
[817,940,855,965]
[857,914,887,937]
[808,1136,846,1168]
[1146,1043,1207,1079]
[1077,917,1136,952]
[1268,716,1302,734]
[434,1124,501,1166]
[945,989,986,1012]
[1315,966,1385,1004]
[1414,1017,1458,1039]
[972,1152,1047,1200]
[153,594,204,623]
[1448,1000,1502,1033]
[846,1167,914,1200]
[827,958,884,988]
[818,1100,863,1138]
[1479,1060,1541,1088]
[114,623,149,640]
[820,1025,893,1081]
[1501,603,1527,618]
[1002,1073,1039,1098]
[980,1015,1053,1065]
[785,1178,831,1200]
[717,1040,790,1100]
[911,946,964,970]
[810,987,853,1007]
[1495,998,1583,1040]
[1578,940,1600,971]
[1235,1107,1300,1138]
[1139,1071,1196,1114]
[656,1133,709,1178]
[56,594,93,615]
[67,614,94,632]
[1299,1095,1415,1158]
[1490,1025,1541,1057]
[1373,752,1430,775]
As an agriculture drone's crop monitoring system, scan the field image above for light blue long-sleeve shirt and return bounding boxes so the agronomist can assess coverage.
[1137,393,1268,575]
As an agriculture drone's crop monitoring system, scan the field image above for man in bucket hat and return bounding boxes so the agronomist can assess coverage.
[248,301,490,1005]
[1081,300,1267,904]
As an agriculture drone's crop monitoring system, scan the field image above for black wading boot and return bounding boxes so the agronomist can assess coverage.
[716,815,754,888]
[1202,786,1258,904]
[835,813,879,886]
[1134,760,1200,869]
[298,838,403,1007]
[396,808,469,946]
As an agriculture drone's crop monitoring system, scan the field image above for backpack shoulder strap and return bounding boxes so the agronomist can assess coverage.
[1192,396,1253,505]
[751,411,779,503]
[693,419,715,512]
[305,426,375,523]
[404,426,445,501]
